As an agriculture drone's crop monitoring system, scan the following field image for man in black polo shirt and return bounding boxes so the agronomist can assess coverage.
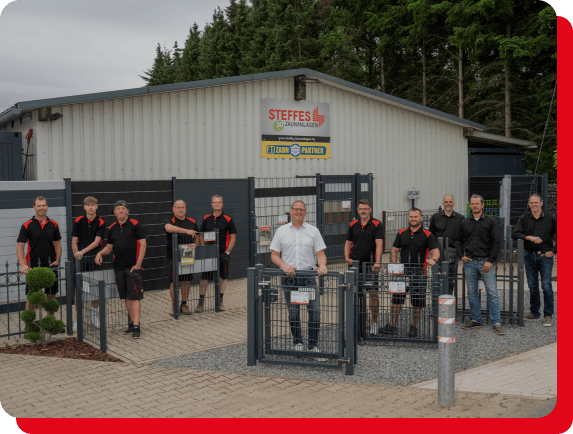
[456,194,504,335]
[72,196,106,331]
[429,194,464,294]
[380,208,439,338]
[17,196,62,312]
[197,195,237,313]
[344,199,384,335]
[165,199,198,316]
[96,200,147,339]
[514,193,557,327]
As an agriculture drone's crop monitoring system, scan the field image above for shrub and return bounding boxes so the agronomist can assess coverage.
[53,320,65,335]
[38,316,56,333]
[25,331,41,343]
[25,267,56,290]
[26,323,40,333]
[20,310,36,323]
[28,291,47,306]
[44,299,60,314]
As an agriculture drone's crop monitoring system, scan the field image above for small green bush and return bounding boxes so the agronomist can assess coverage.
[38,316,56,333]
[20,309,36,323]
[26,323,40,333]
[28,291,46,306]
[44,299,60,314]
[25,267,56,290]
[25,331,41,343]
[53,320,65,335]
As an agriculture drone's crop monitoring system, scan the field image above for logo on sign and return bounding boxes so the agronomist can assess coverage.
[273,121,284,131]
[313,106,325,127]
[290,144,301,157]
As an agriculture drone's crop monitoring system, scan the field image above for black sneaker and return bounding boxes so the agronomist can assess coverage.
[378,323,398,335]
[132,326,141,339]
[461,320,482,330]
[408,325,418,338]
[124,322,134,334]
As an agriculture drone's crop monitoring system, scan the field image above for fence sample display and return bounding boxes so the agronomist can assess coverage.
[172,231,220,319]
[382,209,437,253]
[248,265,356,375]
[1,262,73,340]
[75,274,108,352]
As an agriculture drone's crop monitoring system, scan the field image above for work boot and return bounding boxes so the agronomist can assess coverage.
[195,299,205,313]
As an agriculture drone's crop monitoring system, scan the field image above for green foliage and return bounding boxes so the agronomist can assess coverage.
[44,299,60,314]
[21,309,36,323]
[25,267,56,291]
[38,316,56,333]
[27,291,46,306]
[26,322,40,333]
[53,320,65,335]
[26,331,41,343]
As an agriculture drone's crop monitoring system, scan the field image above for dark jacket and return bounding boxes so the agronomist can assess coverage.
[455,213,501,263]
[513,212,557,254]
[428,210,464,249]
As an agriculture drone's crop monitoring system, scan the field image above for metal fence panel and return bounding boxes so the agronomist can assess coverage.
[382,209,438,253]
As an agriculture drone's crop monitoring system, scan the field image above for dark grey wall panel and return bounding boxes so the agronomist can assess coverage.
[0,189,66,210]
[0,132,23,181]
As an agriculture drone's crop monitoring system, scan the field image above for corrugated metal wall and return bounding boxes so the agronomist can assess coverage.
[7,76,469,213]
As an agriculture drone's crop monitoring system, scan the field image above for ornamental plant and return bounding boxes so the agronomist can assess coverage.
[22,267,64,345]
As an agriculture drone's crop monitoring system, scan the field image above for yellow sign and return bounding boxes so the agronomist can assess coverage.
[261,141,331,159]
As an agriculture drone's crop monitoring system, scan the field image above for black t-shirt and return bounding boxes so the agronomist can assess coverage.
[346,217,384,262]
[17,216,62,267]
[164,215,199,260]
[107,219,147,269]
[393,226,438,265]
[200,213,237,253]
[71,214,106,256]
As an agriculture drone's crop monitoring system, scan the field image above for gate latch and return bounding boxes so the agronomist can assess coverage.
[258,280,270,296]
[338,358,351,363]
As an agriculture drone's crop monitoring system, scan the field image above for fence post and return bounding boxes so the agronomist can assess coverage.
[172,232,180,320]
[438,294,456,407]
[517,239,525,327]
[349,265,359,364]
[255,264,264,361]
[248,177,256,268]
[247,267,257,366]
[98,280,107,353]
[215,231,221,312]
[316,173,323,235]
[65,261,73,336]
[345,270,355,375]
[75,259,83,343]
[64,178,74,280]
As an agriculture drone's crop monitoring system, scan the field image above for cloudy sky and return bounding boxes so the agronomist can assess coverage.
[0,0,224,112]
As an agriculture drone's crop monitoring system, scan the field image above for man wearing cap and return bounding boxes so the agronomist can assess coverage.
[96,200,147,339]
[17,196,62,312]
[514,193,557,327]
[165,199,198,316]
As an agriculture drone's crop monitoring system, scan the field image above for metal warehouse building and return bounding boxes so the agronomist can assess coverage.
[1,68,490,211]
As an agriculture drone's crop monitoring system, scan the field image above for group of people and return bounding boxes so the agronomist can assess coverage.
[267,193,556,359]
[16,191,556,346]
[16,195,237,340]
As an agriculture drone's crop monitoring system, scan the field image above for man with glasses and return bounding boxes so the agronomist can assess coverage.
[456,195,504,335]
[514,194,557,327]
[344,199,384,335]
[429,194,464,294]
[197,195,237,313]
[270,200,328,361]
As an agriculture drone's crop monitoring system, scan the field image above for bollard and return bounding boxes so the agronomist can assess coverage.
[438,294,456,407]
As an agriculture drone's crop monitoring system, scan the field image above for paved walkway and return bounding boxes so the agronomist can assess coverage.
[414,344,557,400]
[0,353,550,418]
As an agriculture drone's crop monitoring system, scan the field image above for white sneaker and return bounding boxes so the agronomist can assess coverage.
[294,343,304,352]
[369,322,378,335]
[73,321,77,333]
[311,347,327,362]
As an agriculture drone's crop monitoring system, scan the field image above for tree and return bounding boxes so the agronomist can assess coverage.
[21,267,64,345]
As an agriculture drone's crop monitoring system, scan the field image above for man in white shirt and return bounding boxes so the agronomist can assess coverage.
[270,200,327,360]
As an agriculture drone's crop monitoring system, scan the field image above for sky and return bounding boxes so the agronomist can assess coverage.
[0,0,225,112]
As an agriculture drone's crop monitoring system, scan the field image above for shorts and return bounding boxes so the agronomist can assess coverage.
[25,265,59,295]
[350,262,379,291]
[167,261,192,282]
[391,271,427,309]
[201,253,229,281]
[114,269,144,301]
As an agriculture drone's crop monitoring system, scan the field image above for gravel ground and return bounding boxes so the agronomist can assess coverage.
[152,295,556,386]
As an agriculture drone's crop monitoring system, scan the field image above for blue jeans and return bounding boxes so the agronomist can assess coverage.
[464,259,501,326]
[282,276,321,349]
[524,251,554,318]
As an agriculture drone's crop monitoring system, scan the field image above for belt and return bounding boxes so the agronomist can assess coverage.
[528,250,545,256]
[469,256,488,261]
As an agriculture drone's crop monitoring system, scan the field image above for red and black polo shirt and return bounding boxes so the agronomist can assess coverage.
[346,217,384,262]
[71,214,106,256]
[393,226,438,265]
[17,216,62,267]
[107,218,147,270]
[200,213,237,253]
[164,215,198,260]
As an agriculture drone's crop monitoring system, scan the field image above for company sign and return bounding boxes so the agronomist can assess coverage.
[261,99,331,159]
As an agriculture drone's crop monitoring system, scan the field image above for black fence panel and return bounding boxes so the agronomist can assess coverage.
[469,176,503,201]
[175,178,253,280]
[382,209,438,253]
[70,180,173,291]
